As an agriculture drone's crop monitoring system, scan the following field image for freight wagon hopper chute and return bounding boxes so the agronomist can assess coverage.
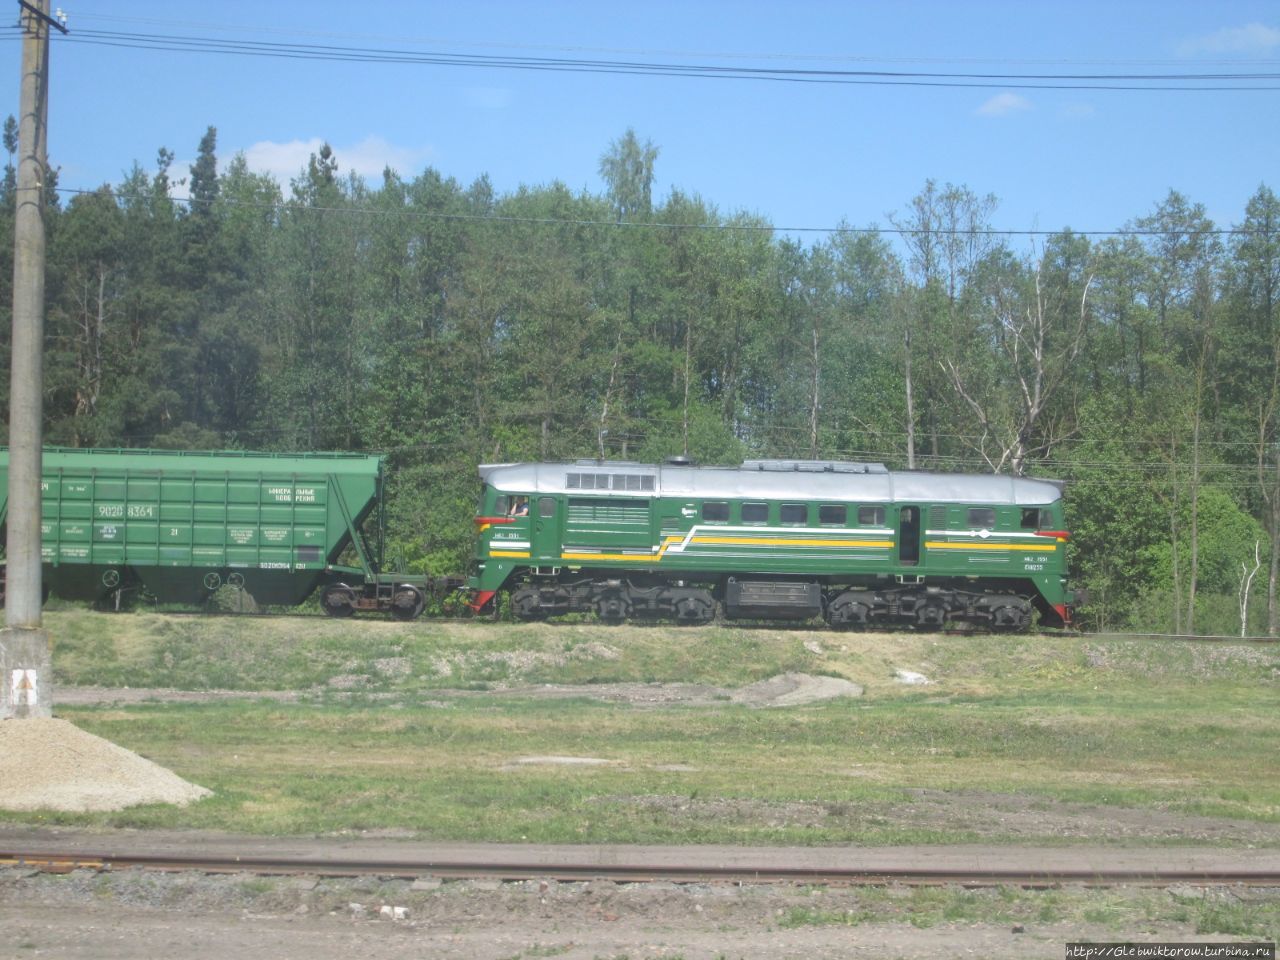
[0,447,386,611]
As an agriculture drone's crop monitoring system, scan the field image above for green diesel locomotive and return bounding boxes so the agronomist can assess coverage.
[469,458,1073,630]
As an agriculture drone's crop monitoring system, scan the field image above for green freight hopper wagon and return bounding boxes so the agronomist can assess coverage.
[0,447,430,618]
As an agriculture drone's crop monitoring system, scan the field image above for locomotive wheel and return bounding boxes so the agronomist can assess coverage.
[824,593,870,629]
[673,594,715,625]
[321,583,357,618]
[595,591,631,625]
[913,600,948,630]
[989,599,1033,632]
[510,586,547,621]
[390,584,426,621]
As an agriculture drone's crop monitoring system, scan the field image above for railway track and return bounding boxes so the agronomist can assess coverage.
[4,847,1280,888]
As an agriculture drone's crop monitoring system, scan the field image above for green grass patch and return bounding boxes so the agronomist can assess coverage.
[3,690,1275,844]
[771,886,1280,939]
[14,612,1280,844]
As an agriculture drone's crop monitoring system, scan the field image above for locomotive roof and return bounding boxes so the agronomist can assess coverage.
[479,460,1063,506]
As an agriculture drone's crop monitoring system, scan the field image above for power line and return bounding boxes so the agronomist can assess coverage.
[50,13,1280,69]
[13,26,1280,92]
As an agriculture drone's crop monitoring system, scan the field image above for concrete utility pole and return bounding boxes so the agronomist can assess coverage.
[2,0,63,720]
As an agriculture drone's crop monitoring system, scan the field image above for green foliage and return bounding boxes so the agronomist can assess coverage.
[6,128,1279,628]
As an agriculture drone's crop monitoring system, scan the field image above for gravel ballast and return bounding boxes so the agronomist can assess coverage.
[0,717,211,812]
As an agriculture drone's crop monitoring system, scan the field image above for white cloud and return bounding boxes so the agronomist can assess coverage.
[241,136,436,186]
[976,92,1032,117]
[1179,22,1280,55]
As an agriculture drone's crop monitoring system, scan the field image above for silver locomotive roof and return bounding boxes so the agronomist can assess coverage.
[479,459,1063,506]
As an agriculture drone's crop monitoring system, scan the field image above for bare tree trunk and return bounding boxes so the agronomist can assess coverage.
[682,319,691,457]
[1186,403,1201,635]
[1240,541,1262,638]
[1170,459,1182,635]
[904,328,916,469]
[599,324,623,459]
[1170,505,1182,635]
[808,323,820,459]
[1269,488,1279,637]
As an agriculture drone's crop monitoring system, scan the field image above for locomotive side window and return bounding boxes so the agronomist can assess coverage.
[967,507,996,528]
[780,503,807,525]
[857,505,885,526]
[1021,508,1043,529]
[818,504,846,526]
[537,497,557,517]
[494,495,510,515]
[742,502,768,524]
[703,501,729,523]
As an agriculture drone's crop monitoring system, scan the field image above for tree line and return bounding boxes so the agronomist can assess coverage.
[1,125,1277,635]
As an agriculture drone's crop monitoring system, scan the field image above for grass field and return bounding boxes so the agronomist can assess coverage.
[7,610,1280,845]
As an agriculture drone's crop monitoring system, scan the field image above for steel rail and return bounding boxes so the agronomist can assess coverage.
[4,851,1280,887]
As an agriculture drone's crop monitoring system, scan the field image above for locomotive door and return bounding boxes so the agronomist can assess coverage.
[531,496,560,563]
[898,505,921,566]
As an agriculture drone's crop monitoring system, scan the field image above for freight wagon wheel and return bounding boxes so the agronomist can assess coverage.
[321,583,357,618]
[390,584,426,621]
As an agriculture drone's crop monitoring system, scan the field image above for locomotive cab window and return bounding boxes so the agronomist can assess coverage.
[1021,508,1044,529]
[493,495,510,515]
[780,503,807,525]
[537,497,556,517]
[702,501,729,523]
[967,507,996,528]
[818,504,846,526]
[857,505,885,526]
[742,502,768,524]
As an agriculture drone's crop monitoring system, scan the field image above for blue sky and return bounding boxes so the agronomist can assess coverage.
[3,0,1278,241]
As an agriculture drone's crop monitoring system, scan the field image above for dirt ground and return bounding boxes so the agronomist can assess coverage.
[51,672,863,709]
[0,863,1266,960]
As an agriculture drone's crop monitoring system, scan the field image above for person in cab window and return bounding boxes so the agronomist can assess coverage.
[511,497,529,516]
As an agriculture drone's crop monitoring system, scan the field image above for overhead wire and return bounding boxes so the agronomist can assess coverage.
[43,13,1280,68]
[6,25,1279,91]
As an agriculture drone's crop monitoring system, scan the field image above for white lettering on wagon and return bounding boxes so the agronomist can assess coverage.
[265,486,318,503]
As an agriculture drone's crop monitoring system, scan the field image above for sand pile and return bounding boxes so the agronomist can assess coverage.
[0,717,211,812]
